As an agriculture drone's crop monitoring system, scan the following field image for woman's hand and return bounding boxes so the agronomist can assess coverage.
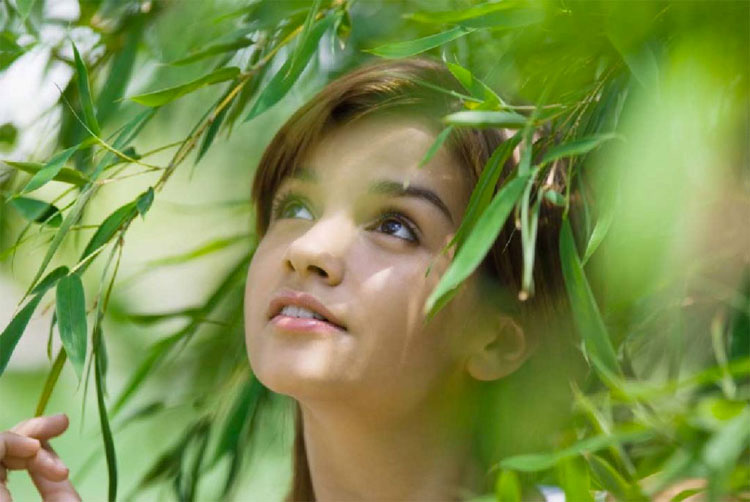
[0,414,81,502]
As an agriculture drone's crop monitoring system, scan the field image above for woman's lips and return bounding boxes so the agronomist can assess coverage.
[270,314,346,334]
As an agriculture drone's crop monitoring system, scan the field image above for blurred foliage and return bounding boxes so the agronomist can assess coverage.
[0,0,748,501]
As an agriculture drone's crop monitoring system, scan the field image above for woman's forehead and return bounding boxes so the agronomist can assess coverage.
[287,115,473,216]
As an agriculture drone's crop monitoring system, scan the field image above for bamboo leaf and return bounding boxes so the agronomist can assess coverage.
[72,43,101,136]
[544,189,565,206]
[136,187,154,219]
[425,175,528,318]
[9,196,62,227]
[495,470,522,502]
[366,26,473,59]
[457,7,545,30]
[94,325,118,502]
[210,376,265,466]
[35,348,67,416]
[500,428,651,472]
[287,0,322,76]
[129,67,241,107]
[405,1,533,24]
[30,266,69,296]
[581,204,614,265]
[419,125,453,167]
[96,27,140,125]
[3,160,90,186]
[443,110,527,128]
[558,456,593,502]
[197,105,228,162]
[79,199,139,265]
[540,133,618,166]
[56,274,87,380]
[147,235,249,267]
[446,62,503,107]
[559,219,621,379]
[15,0,36,19]
[245,13,338,121]
[587,454,643,501]
[20,145,79,193]
[0,294,43,376]
[450,131,522,249]
[171,37,255,66]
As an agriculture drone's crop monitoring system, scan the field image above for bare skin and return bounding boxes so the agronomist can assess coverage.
[0,414,80,502]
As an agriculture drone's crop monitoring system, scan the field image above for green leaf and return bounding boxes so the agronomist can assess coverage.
[35,348,67,416]
[419,126,453,167]
[287,0,322,76]
[9,196,62,227]
[443,110,527,128]
[136,187,154,219]
[406,1,533,24]
[56,274,87,380]
[446,62,503,107]
[425,175,528,318]
[366,26,473,59]
[171,37,255,66]
[14,0,36,19]
[24,187,95,300]
[450,132,522,249]
[96,27,140,126]
[31,266,69,296]
[210,376,266,467]
[540,134,618,166]
[0,122,18,146]
[94,325,118,502]
[20,145,79,193]
[559,219,620,379]
[495,470,521,502]
[197,105,228,162]
[558,456,593,502]
[129,67,241,107]
[91,109,156,180]
[79,199,139,265]
[72,43,101,136]
[147,234,249,267]
[581,204,614,265]
[702,406,750,473]
[245,13,338,121]
[544,189,565,207]
[3,160,90,187]
[0,294,44,376]
[457,7,545,30]
[588,454,643,501]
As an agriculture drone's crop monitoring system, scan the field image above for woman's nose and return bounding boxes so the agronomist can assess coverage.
[283,217,347,286]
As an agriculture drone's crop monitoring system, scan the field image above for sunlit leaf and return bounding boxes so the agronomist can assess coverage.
[581,203,614,265]
[0,294,43,376]
[72,43,101,136]
[588,454,643,501]
[559,219,621,378]
[147,234,249,267]
[443,110,527,128]
[9,196,62,227]
[97,27,140,125]
[171,38,255,66]
[540,134,618,166]
[495,470,521,502]
[35,348,67,416]
[406,1,534,25]
[457,6,545,30]
[446,62,503,108]
[20,145,79,193]
[425,175,528,318]
[94,325,118,502]
[366,26,473,59]
[3,160,90,186]
[419,125,453,168]
[129,67,241,107]
[245,13,338,121]
[558,456,593,502]
[56,274,87,380]
[15,0,36,19]
[136,187,154,219]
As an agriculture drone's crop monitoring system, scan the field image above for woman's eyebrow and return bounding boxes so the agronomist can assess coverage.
[368,180,454,224]
[287,168,454,223]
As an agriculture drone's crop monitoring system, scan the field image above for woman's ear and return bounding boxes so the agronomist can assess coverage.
[465,315,528,382]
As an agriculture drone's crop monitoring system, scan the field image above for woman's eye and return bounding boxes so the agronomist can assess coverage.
[274,195,314,221]
[375,214,418,243]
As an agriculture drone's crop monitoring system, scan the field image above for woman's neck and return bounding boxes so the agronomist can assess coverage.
[298,393,485,502]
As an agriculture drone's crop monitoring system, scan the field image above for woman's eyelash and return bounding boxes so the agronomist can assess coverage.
[271,192,420,243]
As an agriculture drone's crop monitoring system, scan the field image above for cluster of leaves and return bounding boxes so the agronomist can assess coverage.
[1,0,747,501]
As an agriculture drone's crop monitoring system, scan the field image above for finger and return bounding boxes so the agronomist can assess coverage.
[0,477,10,502]
[27,447,69,482]
[28,444,80,502]
[0,431,40,460]
[10,414,69,442]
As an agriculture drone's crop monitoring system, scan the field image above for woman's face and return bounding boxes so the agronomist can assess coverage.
[244,114,486,415]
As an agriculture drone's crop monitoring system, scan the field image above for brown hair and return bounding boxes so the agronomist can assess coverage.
[250,57,568,501]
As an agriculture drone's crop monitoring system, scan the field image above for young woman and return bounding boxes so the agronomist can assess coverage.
[1,58,573,502]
